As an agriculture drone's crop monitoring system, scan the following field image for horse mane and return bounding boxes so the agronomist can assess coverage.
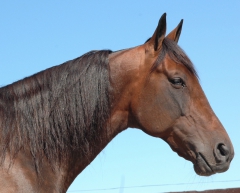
[0,50,112,171]
[149,38,198,78]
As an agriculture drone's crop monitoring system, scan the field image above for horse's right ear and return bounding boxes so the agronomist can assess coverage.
[147,13,167,52]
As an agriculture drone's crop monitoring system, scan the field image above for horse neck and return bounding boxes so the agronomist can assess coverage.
[0,47,149,191]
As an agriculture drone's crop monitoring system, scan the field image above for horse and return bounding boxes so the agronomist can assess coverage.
[0,13,234,192]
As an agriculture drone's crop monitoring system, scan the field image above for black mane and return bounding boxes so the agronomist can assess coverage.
[0,50,112,171]
[148,38,198,77]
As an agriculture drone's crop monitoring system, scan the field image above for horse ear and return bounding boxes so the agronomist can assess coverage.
[148,13,167,51]
[166,19,183,43]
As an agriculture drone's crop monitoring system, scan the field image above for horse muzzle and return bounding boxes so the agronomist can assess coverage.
[193,143,234,176]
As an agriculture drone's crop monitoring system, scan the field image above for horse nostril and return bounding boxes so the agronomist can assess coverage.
[217,143,229,157]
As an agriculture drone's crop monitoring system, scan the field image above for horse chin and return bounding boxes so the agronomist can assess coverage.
[175,150,215,176]
[193,153,216,176]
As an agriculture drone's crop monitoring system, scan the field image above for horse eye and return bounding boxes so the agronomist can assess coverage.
[169,77,186,88]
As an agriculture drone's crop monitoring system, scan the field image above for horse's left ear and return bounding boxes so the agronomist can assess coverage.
[166,19,183,43]
[147,13,167,52]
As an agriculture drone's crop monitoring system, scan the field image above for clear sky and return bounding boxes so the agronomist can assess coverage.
[0,1,239,193]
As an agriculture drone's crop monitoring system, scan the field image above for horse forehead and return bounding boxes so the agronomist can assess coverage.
[161,55,190,75]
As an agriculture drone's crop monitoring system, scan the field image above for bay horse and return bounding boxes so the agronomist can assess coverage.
[0,13,234,192]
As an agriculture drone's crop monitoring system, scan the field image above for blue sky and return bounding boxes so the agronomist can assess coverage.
[0,1,239,193]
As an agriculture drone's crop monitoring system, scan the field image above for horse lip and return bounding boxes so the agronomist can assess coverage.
[199,153,214,172]
[194,153,215,176]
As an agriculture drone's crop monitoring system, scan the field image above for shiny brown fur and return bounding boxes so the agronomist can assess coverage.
[0,13,234,192]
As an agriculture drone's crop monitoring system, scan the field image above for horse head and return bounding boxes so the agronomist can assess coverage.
[110,13,234,176]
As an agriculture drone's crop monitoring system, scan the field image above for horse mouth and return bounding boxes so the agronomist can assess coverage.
[193,153,215,176]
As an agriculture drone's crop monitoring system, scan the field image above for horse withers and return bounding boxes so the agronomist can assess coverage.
[0,13,234,192]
